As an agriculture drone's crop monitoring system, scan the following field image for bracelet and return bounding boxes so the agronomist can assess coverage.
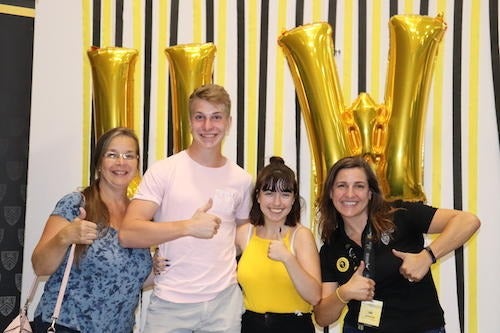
[335,286,348,304]
[424,246,437,264]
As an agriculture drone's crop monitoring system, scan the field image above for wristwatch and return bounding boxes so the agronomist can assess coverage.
[424,246,437,264]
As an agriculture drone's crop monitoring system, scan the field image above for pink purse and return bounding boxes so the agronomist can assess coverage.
[3,305,32,332]
[4,244,75,333]
[4,278,36,333]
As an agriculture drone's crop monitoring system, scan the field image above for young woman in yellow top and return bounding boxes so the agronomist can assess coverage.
[236,156,321,333]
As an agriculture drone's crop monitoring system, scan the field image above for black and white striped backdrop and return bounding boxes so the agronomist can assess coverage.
[18,1,500,332]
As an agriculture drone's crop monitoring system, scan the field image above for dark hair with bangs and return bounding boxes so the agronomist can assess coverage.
[249,156,301,226]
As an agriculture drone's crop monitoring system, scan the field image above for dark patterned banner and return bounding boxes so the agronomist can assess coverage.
[0,3,34,329]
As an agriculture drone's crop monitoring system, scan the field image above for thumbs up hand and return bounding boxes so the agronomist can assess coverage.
[62,207,98,245]
[342,261,376,301]
[392,248,432,282]
[188,199,222,239]
[268,227,291,262]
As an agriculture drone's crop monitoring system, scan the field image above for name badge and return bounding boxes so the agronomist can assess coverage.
[358,299,383,327]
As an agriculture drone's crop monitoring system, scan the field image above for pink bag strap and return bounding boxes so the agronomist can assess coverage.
[48,243,75,332]
[23,276,39,310]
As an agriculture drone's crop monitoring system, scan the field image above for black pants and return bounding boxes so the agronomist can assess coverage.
[241,310,315,333]
[32,316,80,333]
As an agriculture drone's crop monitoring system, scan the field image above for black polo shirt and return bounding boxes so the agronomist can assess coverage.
[319,201,445,333]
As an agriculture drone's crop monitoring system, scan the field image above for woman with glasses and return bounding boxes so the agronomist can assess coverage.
[31,127,153,333]
[313,156,480,333]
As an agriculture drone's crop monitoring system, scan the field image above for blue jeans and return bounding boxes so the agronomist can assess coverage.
[342,322,446,333]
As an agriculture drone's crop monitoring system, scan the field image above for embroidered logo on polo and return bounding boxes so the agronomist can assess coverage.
[336,257,349,272]
[381,228,394,245]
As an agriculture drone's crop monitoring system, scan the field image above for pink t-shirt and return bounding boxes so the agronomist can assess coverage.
[134,150,253,303]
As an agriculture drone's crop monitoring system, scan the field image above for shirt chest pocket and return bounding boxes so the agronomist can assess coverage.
[211,188,238,220]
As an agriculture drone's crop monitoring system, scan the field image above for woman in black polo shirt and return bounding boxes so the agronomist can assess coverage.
[313,156,480,333]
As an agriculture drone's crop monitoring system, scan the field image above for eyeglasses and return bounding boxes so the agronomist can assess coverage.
[103,151,139,160]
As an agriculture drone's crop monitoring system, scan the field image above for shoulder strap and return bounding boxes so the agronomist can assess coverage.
[48,243,76,331]
[290,225,302,256]
[245,224,254,247]
[24,276,39,310]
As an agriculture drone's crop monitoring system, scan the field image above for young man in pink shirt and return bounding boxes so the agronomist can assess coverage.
[119,84,252,333]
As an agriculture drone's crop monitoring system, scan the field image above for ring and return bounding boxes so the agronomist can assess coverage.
[408,278,414,282]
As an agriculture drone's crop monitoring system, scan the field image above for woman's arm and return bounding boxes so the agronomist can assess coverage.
[235,222,251,256]
[393,208,480,281]
[269,227,321,306]
[426,208,480,259]
[31,209,98,275]
[314,262,375,327]
[314,282,344,327]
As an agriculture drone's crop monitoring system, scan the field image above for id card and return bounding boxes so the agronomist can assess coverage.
[358,299,383,327]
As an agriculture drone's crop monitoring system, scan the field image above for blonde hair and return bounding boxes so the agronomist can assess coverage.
[188,84,231,115]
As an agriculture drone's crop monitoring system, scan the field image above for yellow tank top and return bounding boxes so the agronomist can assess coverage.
[237,226,312,314]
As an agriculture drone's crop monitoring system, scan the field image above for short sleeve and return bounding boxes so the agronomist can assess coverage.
[393,201,438,234]
[133,159,170,206]
[319,243,336,283]
[235,175,253,221]
[51,192,85,221]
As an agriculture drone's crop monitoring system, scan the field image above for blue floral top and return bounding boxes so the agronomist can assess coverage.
[34,192,152,333]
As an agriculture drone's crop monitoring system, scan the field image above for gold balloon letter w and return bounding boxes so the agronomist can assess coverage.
[278,15,446,202]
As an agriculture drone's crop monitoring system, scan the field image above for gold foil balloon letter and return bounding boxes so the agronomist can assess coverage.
[87,46,140,197]
[165,43,216,152]
[87,46,138,139]
[382,14,447,201]
[278,23,351,195]
[279,15,446,202]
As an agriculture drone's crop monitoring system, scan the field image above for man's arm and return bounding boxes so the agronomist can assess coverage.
[119,198,222,248]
